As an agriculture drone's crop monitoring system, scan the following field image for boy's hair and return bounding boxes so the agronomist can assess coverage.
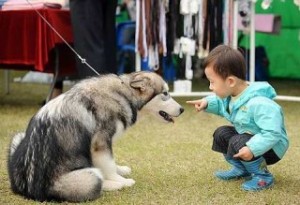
[203,45,246,80]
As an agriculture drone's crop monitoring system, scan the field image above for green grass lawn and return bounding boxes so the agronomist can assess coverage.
[1,70,300,204]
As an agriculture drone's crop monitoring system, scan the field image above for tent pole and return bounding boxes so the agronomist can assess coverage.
[233,0,239,49]
[249,0,256,82]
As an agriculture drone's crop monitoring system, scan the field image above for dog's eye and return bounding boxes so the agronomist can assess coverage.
[161,92,170,101]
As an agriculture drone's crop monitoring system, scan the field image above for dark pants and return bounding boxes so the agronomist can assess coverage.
[70,0,118,78]
[212,126,280,165]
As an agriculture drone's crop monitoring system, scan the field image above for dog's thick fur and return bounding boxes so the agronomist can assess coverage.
[7,71,184,202]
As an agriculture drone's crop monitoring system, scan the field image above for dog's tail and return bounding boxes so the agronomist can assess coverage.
[49,168,103,202]
[7,132,103,202]
[9,132,25,157]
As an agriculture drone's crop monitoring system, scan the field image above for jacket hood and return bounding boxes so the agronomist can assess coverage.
[233,82,277,108]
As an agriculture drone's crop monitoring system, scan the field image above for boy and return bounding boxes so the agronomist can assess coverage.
[187,45,289,191]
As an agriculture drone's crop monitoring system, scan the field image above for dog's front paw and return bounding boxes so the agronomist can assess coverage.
[102,178,135,191]
[102,180,124,191]
[122,178,135,187]
[117,165,131,176]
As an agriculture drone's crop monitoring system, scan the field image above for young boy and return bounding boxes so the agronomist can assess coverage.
[187,45,289,191]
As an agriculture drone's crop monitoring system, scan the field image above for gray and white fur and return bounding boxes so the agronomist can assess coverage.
[7,71,184,202]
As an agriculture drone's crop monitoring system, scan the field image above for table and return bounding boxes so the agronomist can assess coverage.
[0,8,77,99]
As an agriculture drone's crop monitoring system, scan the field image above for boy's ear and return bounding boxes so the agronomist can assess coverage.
[227,76,236,88]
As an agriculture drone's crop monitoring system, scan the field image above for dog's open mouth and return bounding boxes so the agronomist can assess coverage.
[159,111,174,123]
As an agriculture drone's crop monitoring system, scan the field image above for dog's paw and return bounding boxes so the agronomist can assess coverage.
[122,178,135,187]
[117,165,131,176]
[102,180,124,191]
[102,178,135,191]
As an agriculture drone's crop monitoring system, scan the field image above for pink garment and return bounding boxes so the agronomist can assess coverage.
[1,0,65,10]
[238,14,281,34]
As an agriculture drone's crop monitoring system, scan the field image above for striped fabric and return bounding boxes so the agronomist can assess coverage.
[212,125,252,157]
[211,125,281,165]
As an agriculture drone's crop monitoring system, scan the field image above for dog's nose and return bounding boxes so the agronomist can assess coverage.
[180,107,184,114]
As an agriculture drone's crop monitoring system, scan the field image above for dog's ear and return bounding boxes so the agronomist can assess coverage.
[130,75,150,92]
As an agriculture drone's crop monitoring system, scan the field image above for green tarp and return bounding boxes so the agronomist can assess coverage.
[240,0,300,79]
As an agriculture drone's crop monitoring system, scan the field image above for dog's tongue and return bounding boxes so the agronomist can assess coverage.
[167,116,174,123]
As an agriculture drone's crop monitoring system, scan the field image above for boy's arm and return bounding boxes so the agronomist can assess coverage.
[245,102,285,157]
[186,99,208,112]
[204,95,224,116]
[186,95,224,116]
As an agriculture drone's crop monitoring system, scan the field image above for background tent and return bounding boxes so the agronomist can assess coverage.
[239,0,300,79]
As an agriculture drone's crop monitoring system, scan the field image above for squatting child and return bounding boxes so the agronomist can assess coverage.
[187,45,289,191]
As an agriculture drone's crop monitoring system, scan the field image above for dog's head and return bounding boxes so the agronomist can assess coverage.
[124,71,184,123]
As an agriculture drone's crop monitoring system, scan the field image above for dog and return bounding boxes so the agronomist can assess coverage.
[7,71,184,202]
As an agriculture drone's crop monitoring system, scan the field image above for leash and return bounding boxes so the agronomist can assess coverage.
[25,0,100,76]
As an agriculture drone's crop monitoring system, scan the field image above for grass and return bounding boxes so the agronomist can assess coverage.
[1,70,300,204]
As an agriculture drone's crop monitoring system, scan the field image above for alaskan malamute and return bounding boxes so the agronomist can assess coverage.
[7,71,184,202]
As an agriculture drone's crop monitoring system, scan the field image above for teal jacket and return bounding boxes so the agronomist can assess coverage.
[204,82,289,159]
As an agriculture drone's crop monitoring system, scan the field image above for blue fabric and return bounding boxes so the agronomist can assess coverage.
[205,82,289,159]
[0,0,7,8]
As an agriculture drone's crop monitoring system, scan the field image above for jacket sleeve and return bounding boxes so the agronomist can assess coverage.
[245,100,284,157]
[204,95,224,117]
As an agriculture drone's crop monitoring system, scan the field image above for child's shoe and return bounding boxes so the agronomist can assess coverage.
[241,157,274,191]
[215,155,251,180]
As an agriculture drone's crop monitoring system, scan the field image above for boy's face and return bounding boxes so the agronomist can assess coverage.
[205,65,233,98]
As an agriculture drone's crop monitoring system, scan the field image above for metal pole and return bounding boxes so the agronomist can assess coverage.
[46,47,59,103]
[135,53,141,71]
[4,70,10,94]
[249,0,256,82]
[169,92,300,102]
[233,0,239,49]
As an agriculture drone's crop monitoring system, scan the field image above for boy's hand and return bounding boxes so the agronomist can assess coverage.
[186,99,208,112]
[233,146,254,161]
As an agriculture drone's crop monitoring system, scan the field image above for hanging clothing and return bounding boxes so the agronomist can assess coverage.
[136,0,169,70]
[166,0,182,55]
[70,0,118,78]
[203,0,224,51]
